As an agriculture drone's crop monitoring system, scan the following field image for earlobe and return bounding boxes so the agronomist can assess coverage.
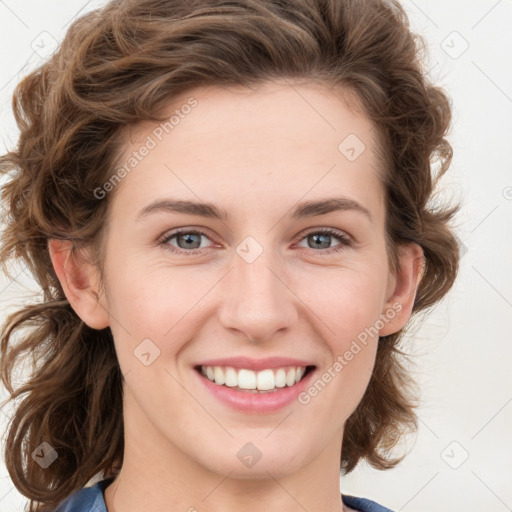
[48,239,110,330]
[379,243,424,336]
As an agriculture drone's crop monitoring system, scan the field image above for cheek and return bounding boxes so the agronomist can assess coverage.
[293,263,389,338]
[299,328,378,429]
[106,253,200,324]
[102,257,218,365]
[292,266,385,411]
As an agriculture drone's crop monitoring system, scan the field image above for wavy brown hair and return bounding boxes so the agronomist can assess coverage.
[0,0,459,509]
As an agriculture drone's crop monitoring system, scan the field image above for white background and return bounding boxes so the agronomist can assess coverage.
[1,1,511,511]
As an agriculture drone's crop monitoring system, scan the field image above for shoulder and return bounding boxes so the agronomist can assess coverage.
[54,478,112,512]
[342,493,395,512]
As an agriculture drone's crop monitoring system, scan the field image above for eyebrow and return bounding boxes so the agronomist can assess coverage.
[136,197,372,222]
[291,197,371,221]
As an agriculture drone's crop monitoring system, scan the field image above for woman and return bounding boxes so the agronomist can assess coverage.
[0,0,459,511]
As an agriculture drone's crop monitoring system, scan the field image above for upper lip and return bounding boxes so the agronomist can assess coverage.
[194,357,316,371]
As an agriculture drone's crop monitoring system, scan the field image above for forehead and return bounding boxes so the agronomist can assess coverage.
[130,81,378,146]
[110,81,385,219]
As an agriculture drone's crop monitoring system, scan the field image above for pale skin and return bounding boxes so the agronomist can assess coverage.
[49,80,423,512]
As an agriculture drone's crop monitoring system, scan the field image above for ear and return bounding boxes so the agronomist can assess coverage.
[379,243,424,336]
[48,239,110,330]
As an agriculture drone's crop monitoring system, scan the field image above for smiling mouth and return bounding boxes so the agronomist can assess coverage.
[194,365,316,393]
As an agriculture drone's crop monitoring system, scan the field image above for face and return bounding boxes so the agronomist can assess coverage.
[76,81,410,479]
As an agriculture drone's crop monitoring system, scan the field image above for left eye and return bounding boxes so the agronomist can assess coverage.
[296,229,352,252]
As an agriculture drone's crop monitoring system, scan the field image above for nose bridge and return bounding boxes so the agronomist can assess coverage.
[218,240,297,341]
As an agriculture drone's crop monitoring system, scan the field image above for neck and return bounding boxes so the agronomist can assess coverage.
[104,387,348,512]
[104,423,347,512]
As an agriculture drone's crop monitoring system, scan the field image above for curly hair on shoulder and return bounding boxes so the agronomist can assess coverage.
[0,0,459,509]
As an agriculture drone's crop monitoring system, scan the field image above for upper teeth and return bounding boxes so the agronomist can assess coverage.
[201,365,307,391]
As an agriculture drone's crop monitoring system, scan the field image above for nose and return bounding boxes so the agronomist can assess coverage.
[217,247,298,343]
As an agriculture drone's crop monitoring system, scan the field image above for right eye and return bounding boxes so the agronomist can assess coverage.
[159,229,215,254]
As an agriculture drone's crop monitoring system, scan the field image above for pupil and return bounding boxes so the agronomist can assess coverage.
[179,233,201,249]
[310,233,330,249]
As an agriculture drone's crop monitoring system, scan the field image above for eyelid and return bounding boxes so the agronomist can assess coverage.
[295,226,353,243]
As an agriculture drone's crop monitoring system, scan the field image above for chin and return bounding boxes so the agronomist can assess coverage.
[189,443,303,478]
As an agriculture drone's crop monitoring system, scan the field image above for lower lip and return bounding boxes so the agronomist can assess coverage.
[194,367,316,413]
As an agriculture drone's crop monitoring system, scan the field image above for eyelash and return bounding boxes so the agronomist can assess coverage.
[158,227,353,255]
